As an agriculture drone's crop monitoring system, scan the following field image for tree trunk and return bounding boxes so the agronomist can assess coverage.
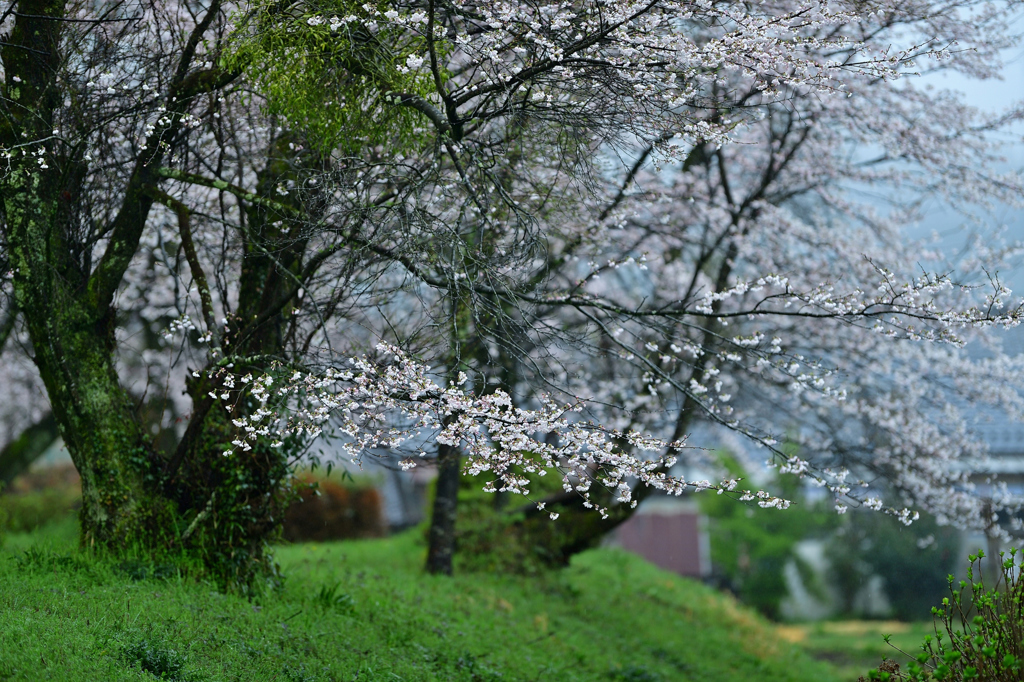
[2,157,161,551]
[425,443,461,575]
[20,294,168,546]
[0,1,302,588]
[156,136,322,588]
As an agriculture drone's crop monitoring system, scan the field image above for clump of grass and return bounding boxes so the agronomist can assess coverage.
[312,582,356,614]
[14,547,94,576]
[609,665,663,682]
[120,635,190,681]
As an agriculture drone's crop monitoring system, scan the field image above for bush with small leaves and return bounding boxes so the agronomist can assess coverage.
[863,549,1024,682]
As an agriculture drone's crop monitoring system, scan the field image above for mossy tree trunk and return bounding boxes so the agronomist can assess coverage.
[160,135,322,586]
[0,0,268,574]
[0,0,164,547]
[2,163,166,547]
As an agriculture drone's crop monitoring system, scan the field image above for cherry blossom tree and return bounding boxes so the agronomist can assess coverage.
[2,0,1022,585]
[427,0,1024,561]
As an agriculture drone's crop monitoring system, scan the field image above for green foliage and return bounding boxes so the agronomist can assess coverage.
[164,384,303,594]
[118,632,192,681]
[225,0,440,153]
[0,523,842,681]
[826,510,960,621]
[312,582,356,614]
[868,549,1024,682]
[698,452,835,620]
[453,465,577,574]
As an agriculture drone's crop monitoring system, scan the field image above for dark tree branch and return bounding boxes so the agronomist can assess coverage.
[144,186,218,340]
[0,412,59,489]
[85,0,231,314]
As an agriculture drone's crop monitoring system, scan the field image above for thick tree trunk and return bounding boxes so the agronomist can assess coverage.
[425,442,461,575]
[0,0,297,588]
[19,293,166,547]
[1,0,167,549]
[2,166,155,548]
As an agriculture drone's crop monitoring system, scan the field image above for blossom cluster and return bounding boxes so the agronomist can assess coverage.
[213,344,791,517]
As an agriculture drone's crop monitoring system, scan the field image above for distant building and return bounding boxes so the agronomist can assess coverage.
[608,496,711,579]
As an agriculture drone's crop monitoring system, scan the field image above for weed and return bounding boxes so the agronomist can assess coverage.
[312,582,355,614]
[121,636,190,681]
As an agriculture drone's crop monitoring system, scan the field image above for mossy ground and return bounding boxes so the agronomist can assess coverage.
[0,518,852,681]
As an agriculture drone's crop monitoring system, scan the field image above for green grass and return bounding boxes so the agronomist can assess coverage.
[777,620,935,681]
[0,519,846,681]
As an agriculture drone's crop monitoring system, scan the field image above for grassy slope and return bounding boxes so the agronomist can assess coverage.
[0,520,843,681]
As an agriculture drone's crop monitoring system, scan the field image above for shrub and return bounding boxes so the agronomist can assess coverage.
[864,549,1024,682]
[281,471,386,542]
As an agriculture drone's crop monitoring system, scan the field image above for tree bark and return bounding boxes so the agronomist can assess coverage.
[425,442,461,575]
[18,288,167,546]
[0,0,286,580]
[2,144,163,548]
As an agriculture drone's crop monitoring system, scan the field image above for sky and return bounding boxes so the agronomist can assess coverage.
[909,31,1024,290]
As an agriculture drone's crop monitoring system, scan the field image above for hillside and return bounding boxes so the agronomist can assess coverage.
[0,520,844,681]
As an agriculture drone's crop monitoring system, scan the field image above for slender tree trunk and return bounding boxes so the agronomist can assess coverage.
[425,442,461,575]
[424,290,475,575]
